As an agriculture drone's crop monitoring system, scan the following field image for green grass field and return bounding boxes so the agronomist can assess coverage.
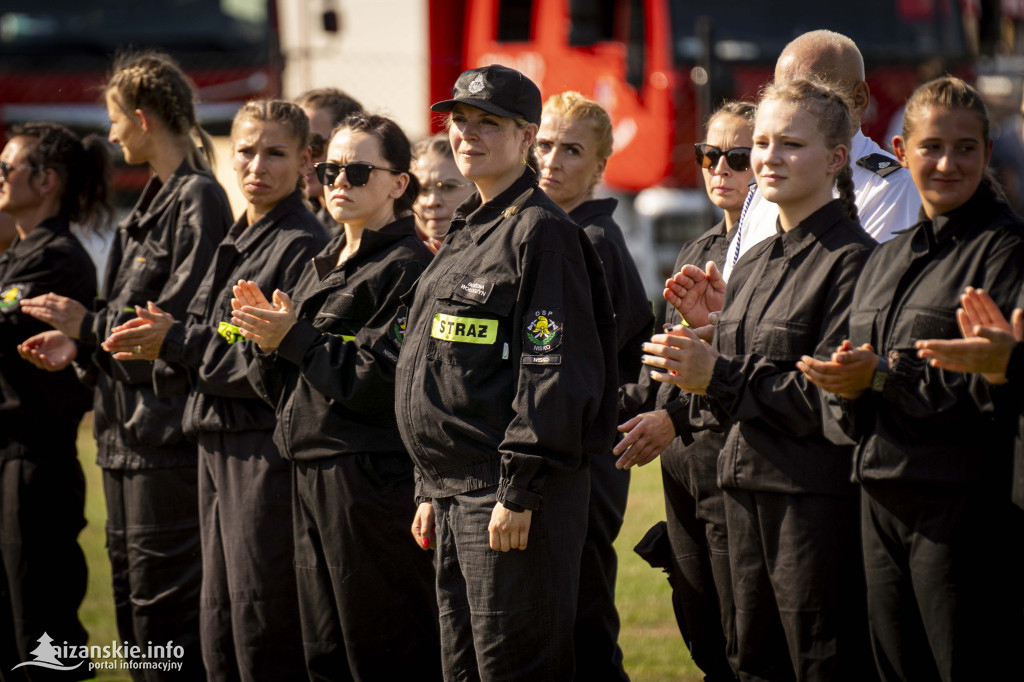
[74,418,702,681]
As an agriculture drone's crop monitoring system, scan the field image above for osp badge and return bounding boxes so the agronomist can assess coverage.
[524,309,562,353]
[0,284,26,313]
[389,307,408,348]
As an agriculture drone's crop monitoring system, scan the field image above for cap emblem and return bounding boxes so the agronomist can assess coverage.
[468,73,487,94]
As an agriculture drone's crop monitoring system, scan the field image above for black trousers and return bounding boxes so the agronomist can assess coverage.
[197,430,304,682]
[573,451,630,682]
[725,488,874,682]
[103,465,203,682]
[661,444,737,682]
[293,453,440,682]
[861,481,1024,682]
[0,444,89,682]
[433,469,589,682]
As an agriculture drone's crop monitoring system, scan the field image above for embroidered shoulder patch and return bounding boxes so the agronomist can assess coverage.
[524,309,562,354]
[0,283,26,312]
[389,307,408,347]
[856,153,902,178]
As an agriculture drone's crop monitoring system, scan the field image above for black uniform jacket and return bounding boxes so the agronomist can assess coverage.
[695,200,875,495]
[834,183,1024,487]
[248,215,432,461]
[0,216,95,459]
[78,163,231,469]
[158,190,329,436]
[1008,330,1024,509]
[395,170,619,512]
[570,198,653,397]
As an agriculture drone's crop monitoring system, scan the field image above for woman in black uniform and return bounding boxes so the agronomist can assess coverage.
[296,87,364,235]
[799,76,1024,681]
[642,79,876,681]
[535,90,652,682]
[102,100,327,681]
[0,122,110,678]
[617,100,755,682]
[395,65,619,681]
[230,112,440,680]
[20,51,231,680]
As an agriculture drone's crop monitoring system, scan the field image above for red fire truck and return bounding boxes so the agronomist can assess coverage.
[425,0,973,290]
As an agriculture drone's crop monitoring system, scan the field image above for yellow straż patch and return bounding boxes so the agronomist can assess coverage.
[431,314,497,344]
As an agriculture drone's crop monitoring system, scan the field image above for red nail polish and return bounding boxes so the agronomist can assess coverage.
[422,538,430,548]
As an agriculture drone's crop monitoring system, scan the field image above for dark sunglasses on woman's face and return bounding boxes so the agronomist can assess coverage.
[694,143,752,172]
[314,161,402,188]
[0,161,36,181]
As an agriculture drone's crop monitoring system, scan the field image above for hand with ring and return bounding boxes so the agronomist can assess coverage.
[101,301,176,361]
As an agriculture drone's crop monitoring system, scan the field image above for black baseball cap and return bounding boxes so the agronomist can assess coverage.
[431,65,542,125]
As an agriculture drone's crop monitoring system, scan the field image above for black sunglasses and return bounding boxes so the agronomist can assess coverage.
[0,161,36,181]
[694,144,751,172]
[314,161,402,187]
[309,134,328,158]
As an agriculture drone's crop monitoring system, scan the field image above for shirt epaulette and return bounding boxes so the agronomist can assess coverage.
[856,153,902,178]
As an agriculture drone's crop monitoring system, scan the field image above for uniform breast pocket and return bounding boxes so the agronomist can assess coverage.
[313,291,362,339]
[124,252,167,301]
[848,309,879,346]
[765,320,816,361]
[426,274,516,367]
[713,319,741,356]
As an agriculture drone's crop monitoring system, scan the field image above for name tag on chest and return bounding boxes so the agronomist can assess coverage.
[431,314,497,344]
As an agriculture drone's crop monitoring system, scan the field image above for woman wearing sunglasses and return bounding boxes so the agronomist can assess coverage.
[534,90,651,682]
[641,80,877,679]
[395,65,618,679]
[412,133,474,252]
[296,87,364,236]
[617,100,755,680]
[100,100,328,681]
[229,112,440,680]
[0,122,111,677]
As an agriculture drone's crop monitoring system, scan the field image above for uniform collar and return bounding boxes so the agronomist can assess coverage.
[127,159,200,233]
[227,189,308,253]
[312,214,418,279]
[915,181,1004,252]
[1,214,70,262]
[450,169,537,237]
[775,199,848,259]
[568,197,618,224]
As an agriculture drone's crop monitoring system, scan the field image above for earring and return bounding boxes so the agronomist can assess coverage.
[521,150,527,165]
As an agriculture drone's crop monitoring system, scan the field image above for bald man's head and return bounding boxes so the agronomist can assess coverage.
[775,30,869,124]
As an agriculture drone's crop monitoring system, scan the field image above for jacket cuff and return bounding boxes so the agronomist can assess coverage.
[880,350,916,402]
[276,319,322,366]
[497,478,542,512]
[1006,342,1024,385]
[160,321,188,364]
[78,311,98,346]
[705,355,738,405]
[663,399,687,435]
